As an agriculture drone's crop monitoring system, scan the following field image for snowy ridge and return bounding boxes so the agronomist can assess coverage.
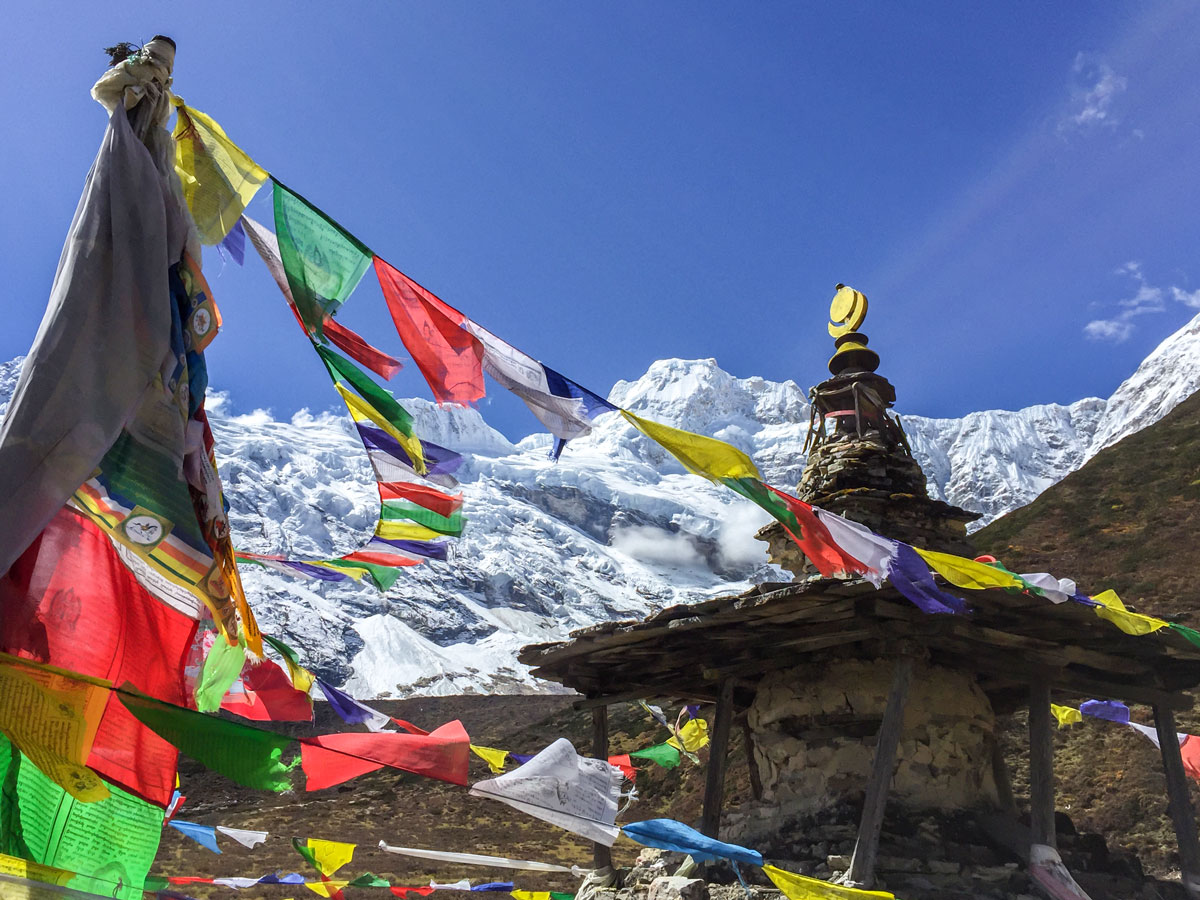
[2,310,1198,697]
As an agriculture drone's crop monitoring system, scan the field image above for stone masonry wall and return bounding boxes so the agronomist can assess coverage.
[744,658,998,823]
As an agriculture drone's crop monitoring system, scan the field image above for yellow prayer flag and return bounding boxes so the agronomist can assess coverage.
[0,852,75,887]
[763,864,894,899]
[307,839,356,876]
[1051,704,1083,728]
[335,383,427,475]
[912,549,1025,592]
[0,658,109,802]
[283,658,317,696]
[666,718,709,753]
[376,520,446,542]
[511,893,551,900]
[172,100,269,244]
[620,411,760,482]
[1091,589,1169,636]
[305,881,350,897]
[470,744,509,774]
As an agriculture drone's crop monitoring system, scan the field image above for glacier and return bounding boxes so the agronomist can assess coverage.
[1,309,1197,697]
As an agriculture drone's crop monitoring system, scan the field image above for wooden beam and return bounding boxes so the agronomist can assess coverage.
[591,706,613,871]
[848,654,913,887]
[1154,704,1200,895]
[990,733,1017,815]
[742,718,763,802]
[1028,677,1056,849]
[700,678,736,838]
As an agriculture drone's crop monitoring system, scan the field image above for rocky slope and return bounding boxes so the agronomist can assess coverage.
[2,309,1198,697]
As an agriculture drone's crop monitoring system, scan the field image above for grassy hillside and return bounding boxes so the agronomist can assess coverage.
[977,389,1200,877]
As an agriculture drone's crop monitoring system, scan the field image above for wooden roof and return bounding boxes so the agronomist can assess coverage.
[518,577,1200,714]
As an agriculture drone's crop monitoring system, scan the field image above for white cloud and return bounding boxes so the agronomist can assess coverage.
[716,502,773,569]
[1171,286,1200,309]
[1083,262,1199,342]
[1061,53,1128,134]
[610,524,705,569]
[1084,318,1134,342]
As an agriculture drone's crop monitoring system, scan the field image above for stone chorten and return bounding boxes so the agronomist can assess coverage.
[758,284,978,577]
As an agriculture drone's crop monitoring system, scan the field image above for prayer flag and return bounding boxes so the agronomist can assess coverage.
[726,479,867,579]
[1017,571,1077,604]
[300,839,356,877]
[470,745,509,774]
[0,655,108,802]
[469,738,623,846]
[1090,590,1168,636]
[195,632,246,713]
[763,864,894,899]
[172,101,268,245]
[1050,705,1083,728]
[317,679,392,732]
[666,719,709,753]
[376,843,575,873]
[0,735,165,899]
[608,754,636,781]
[376,258,486,406]
[1079,699,1130,724]
[169,820,221,854]
[629,743,681,769]
[273,181,372,337]
[913,549,1026,591]
[118,688,295,792]
[263,634,317,695]
[300,720,470,789]
[222,659,314,722]
[243,215,400,379]
[215,826,269,849]
[620,412,760,482]
[621,819,762,866]
[0,508,195,806]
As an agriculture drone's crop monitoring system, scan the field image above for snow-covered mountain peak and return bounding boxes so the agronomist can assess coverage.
[1088,309,1200,455]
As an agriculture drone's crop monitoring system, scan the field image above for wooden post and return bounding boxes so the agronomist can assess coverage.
[1154,704,1200,894]
[848,654,913,887]
[701,679,736,838]
[592,706,613,871]
[991,733,1017,815]
[742,717,764,802]
[1027,677,1056,849]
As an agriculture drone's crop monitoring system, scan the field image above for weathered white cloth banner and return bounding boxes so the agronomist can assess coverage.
[377,842,574,873]
[215,826,269,849]
[469,738,623,846]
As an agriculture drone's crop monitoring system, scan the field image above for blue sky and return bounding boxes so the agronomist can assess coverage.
[3,2,1198,441]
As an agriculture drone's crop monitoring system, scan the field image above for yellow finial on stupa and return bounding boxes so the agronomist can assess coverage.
[828,283,868,337]
[826,283,880,375]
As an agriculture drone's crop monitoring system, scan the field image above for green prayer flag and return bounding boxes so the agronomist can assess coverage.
[1171,623,1200,650]
[318,558,404,592]
[117,687,295,791]
[629,742,681,769]
[0,735,163,899]
[721,476,803,535]
[194,633,245,712]
[273,179,372,337]
[317,344,416,438]
[349,873,391,887]
[380,500,465,536]
[550,893,576,900]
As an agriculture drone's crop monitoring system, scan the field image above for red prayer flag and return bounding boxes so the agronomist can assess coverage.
[375,258,485,406]
[221,658,314,722]
[1181,735,1200,782]
[324,316,404,380]
[378,482,463,518]
[0,508,196,806]
[301,720,469,790]
[764,484,870,579]
[391,718,429,735]
[608,753,636,781]
[391,888,436,898]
